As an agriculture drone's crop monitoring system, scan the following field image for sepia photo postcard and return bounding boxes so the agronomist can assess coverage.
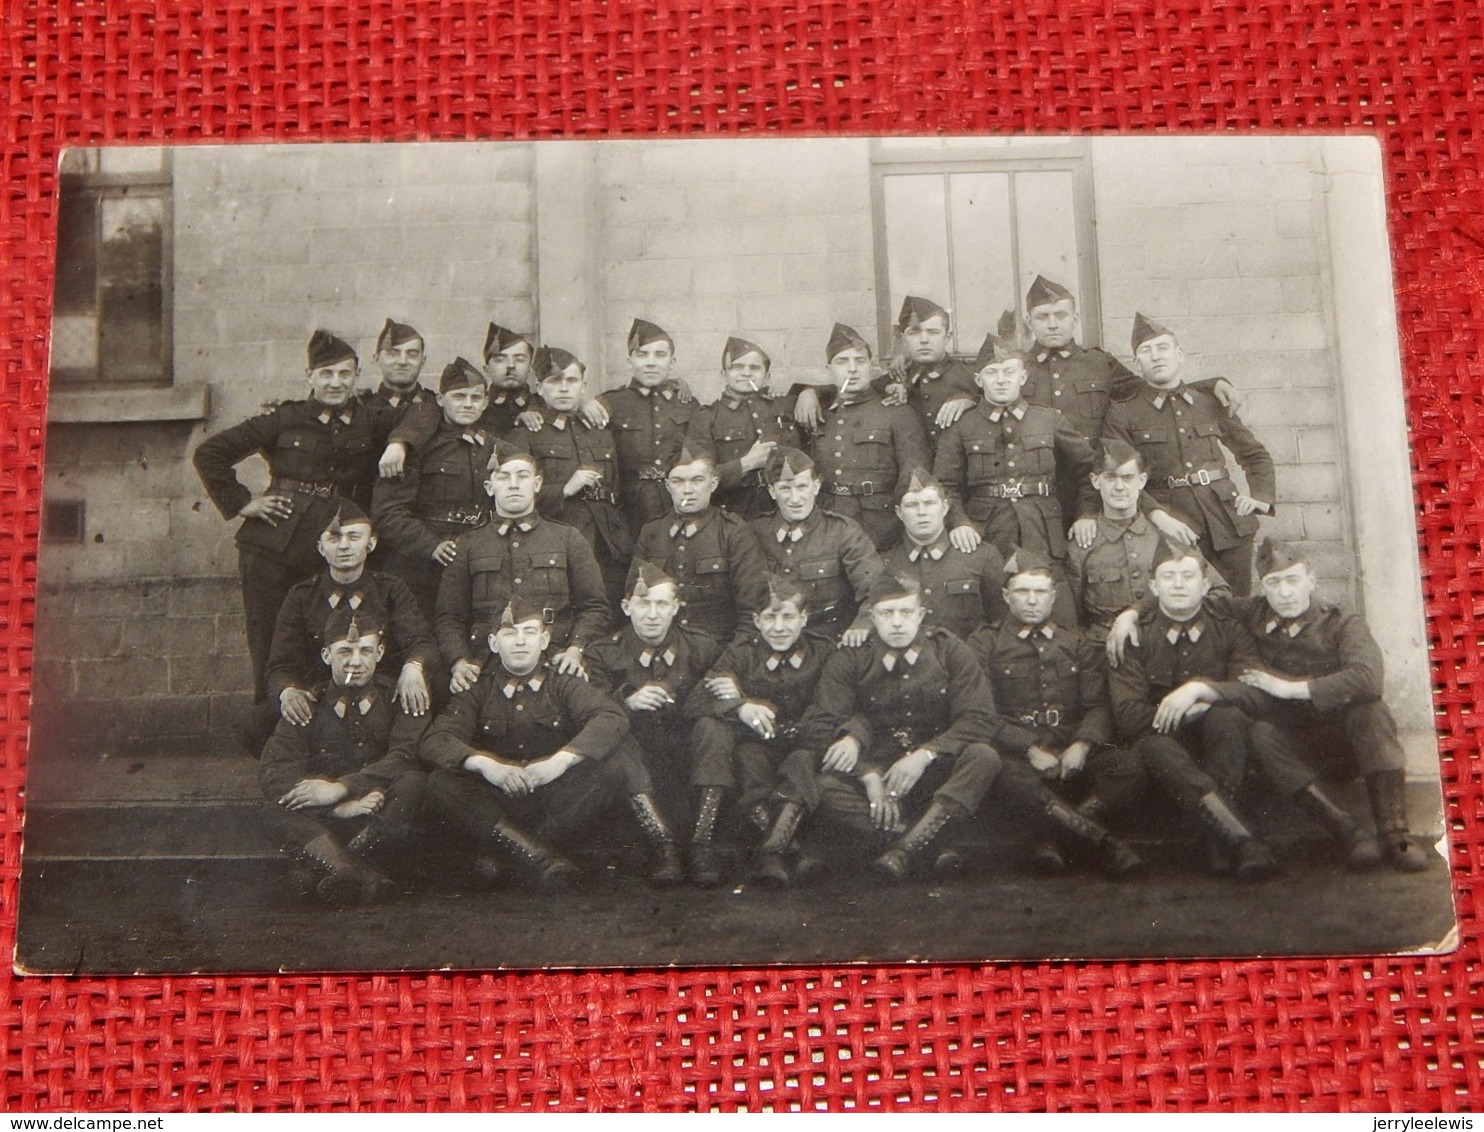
[15,135,1457,974]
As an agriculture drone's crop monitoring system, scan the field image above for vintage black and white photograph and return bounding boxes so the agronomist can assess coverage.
[16,135,1456,974]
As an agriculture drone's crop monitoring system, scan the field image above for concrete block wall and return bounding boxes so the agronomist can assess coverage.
[1089,136,1354,600]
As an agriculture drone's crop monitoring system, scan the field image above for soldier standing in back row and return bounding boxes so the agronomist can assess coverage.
[888,296,982,445]
[361,318,438,417]
[478,322,539,436]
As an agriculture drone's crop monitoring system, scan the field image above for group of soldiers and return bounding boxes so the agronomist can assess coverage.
[193,275,1430,907]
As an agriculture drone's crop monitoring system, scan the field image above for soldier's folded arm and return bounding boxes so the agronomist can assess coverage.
[370,467,442,562]
[259,716,317,800]
[1307,613,1386,711]
[556,674,632,760]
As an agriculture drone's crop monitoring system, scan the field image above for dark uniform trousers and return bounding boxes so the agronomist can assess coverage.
[808,395,933,551]
[370,419,494,622]
[686,391,802,519]
[601,382,696,538]
[585,626,723,826]
[798,628,1003,843]
[933,398,1095,627]
[631,508,770,644]
[686,631,836,816]
[194,397,407,701]
[258,675,428,856]
[970,619,1145,818]
[421,665,643,851]
[432,514,609,672]
[882,536,1007,642]
[518,414,634,605]
[749,509,885,641]
[1103,383,1275,596]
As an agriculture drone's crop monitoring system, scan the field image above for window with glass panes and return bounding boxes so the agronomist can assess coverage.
[52,148,172,385]
[870,139,1100,359]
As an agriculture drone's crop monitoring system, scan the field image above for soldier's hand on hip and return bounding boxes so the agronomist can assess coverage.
[1105,610,1141,668]
[1068,517,1099,549]
[240,493,293,526]
[450,659,483,693]
[1233,493,1268,517]
[279,687,317,726]
[822,735,861,773]
[396,663,430,716]
[936,397,975,431]
[378,442,407,478]
[432,540,459,566]
[737,702,777,739]
[948,523,982,553]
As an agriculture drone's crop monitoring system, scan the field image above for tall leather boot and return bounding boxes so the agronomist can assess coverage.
[690,786,726,889]
[1296,782,1381,869]
[1197,792,1276,880]
[630,792,685,887]
[748,801,803,888]
[1044,797,1144,878]
[487,821,580,889]
[301,833,396,907]
[874,799,964,882]
[1366,770,1430,872]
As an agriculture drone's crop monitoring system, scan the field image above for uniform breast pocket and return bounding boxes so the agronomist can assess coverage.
[1191,420,1227,464]
[853,430,894,472]
[522,551,569,598]
[1085,563,1130,601]
[467,552,509,605]
[1135,425,1171,445]
[274,427,325,472]
[993,664,1039,710]
[479,717,510,742]
[800,557,841,581]
[1021,433,1056,473]
[693,556,729,584]
[965,442,999,481]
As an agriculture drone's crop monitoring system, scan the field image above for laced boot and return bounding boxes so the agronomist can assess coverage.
[1296,782,1379,869]
[347,814,411,861]
[874,799,963,882]
[1197,792,1275,880]
[301,834,395,907]
[488,822,579,890]
[1366,770,1430,872]
[1044,797,1145,877]
[749,802,804,888]
[630,793,685,887]
[690,787,726,889]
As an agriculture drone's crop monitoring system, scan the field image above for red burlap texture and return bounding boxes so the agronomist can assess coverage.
[2,0,1482,1112]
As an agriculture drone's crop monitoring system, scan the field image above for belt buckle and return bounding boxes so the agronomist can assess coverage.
[1044,708,1060,728]
[1195,468,1212,486]
[1167,474,1188,489]
[1003,480,1023,500]
[891,727,912,750]
[860,481,874,497]
[542,607,556,625]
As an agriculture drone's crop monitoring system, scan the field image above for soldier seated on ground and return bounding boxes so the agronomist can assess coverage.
[420,599,673,890]
[584,562,723,884]
[685,576,836,889]
[258,608,429,908]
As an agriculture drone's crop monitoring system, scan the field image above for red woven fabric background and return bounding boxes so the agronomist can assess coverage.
[3,0,1482,1111]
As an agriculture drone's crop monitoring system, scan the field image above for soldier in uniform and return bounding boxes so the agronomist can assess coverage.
[1232,539,1430,872]
[630,442,770,643]
[433,442,609,694]
[882,468,1008,640]
[265,500,437,739]
[517,345,633,605]
[885,295,981,444]
[193,329,417,702]
[421,599,677,889]
[684,336,802,519]
[749,447,884,644]
[371,357,494,622]
[1021,276,1143,441]
[1102,313,1275,595]
[478,322,539,436]
[807,322,939,551]
[362,318,437,417]
[933,332,1096,626]
[584,563,724,882]
[259,607,428,906]
[967,550,1145,875]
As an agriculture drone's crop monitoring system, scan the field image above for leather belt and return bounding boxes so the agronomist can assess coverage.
[827,481,875,497]
[636,467,668,482]
[274,478,337,499]
[976,479,1051,499]
[1166,467,1227,489]
[1018,708,1063,728]
[578,485,619,504]
[428,506,486,526]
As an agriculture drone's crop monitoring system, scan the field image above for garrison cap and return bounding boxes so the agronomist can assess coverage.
[323,606,384,644]
[972,332,1023,370]
[1255,538,1307,578]
[1151,538,1208,572]
[322,498,372,534]
[376,318,422,353]
[1026,275,1075,310]
[627,318,674,353]
[486,439,540,473]
[498,597,550,630]
[763,574,810,612]
[483,322,533,363]
[764,446,817,484]
[308,329,357,369]
[865,571,921,608]
[996,308,1020,342]
[896,296,949,331]
[895,466,946,504]
[1093,438,1146,472]
[628,559,680,600]
[825,322,871,362]
[670,440,716,471]
[1131,311,1176,353]
[439,357,485,393]
[532,345,582,379]
[722,336,770,370]
[1003,546,1056,579]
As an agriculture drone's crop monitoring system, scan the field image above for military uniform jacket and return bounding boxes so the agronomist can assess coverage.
[433,513,609,667]
[968,620,1113,756]
[1107,602,1268,741]
[1218,595,1385,714]
[1022,344,1141,440]
[631,507,770,641]
[478,387,536,436]
[371,418,495,562]
[265,569,438,702]
[749,508,884,636]
[361,382,438,420]
[585,625,723,734]
[194,397,406,568]
[1102,382,1275,552]
[807,394,932,515]
[933,398,1097,543]
[685,390,802,509]
[1068,514,1233,637]
[684,631,836,737]
[517,414,633,561]
[600,381,696,488]
[899,357,982,445]
[260,674,427,801]
[881,534,1007,641]
[420,665,630,770]
[798,626,998,767]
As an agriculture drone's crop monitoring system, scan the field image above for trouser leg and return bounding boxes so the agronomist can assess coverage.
[690,717,739,791]
[1211,540,1255,598]
[240,550,311,704]
[1195,703,1253,797]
